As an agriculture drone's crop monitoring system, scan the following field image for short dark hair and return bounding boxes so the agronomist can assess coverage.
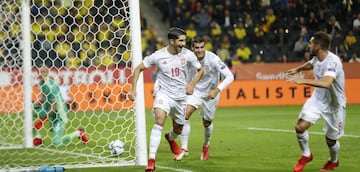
[191,36,205,47]
[312,31,331,50]
[168,27,186,40]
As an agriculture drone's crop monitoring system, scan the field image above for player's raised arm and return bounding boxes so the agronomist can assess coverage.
[128,62,146,101]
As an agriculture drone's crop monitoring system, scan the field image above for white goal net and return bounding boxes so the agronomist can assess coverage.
[0,0,146,170]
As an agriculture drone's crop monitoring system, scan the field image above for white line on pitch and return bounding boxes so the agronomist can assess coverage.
[37,148,193,172]
[157,165,193,172]
[247,127,360,138]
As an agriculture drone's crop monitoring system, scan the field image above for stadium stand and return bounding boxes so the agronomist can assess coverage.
[1,0,360,69]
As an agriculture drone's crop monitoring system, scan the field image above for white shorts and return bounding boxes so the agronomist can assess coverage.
[186,93,220,121]
[153,92,186,125]
[299,99,346,140]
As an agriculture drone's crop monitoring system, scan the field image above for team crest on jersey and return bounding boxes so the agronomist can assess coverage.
[180,57,186,66]
[204,64,209,70]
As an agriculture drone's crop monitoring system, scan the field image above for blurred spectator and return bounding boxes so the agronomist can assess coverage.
[231,53,242,67]
[233,22,247,42]
[253,54,264,64]
[219,35,232,50]
[94,49,116,67]
[331,30,344,49]
[336,44,350,61]
[349,52,360,63]
[155,37,165,50]
[54,35,71,67]
[235,42,252,63]
[143,24,158,47]
[294,16,307,32]
[341,0,353,15]
[271,27,290,53]
[264,8,277,31]
[172,9,192,29]
[228,0,245,15]
[243,0,256,13]
[261,0,271,7]
[317,9,327,27]
[244,12,254,28]
[293,35,307,59]
[217,8,235,32]
[353,13,360,34]
[307,11,319,32]
[203,35,213,51]
[326,15,342,38]
[252,23,266,45]
[140,12,148,29]
[185,23,198,43]
[184,0,197,14]
[343,30,357,50]
[216,42,231,66]
[96,23,112,43]
[66,50,80,69]
[121,49,131,65]
[209,20,222,41]
[141,31,149,53]
[279,53,289,63]
[192,6,211,36]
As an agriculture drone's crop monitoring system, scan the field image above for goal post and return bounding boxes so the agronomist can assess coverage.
[0,0,147,170]
[129,0,148,166]
[22,0,33,149]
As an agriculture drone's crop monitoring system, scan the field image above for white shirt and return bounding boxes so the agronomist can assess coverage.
[188,51,234,98]
[310,51,346,111]
[353,18,360,28]
[143,46,201,100]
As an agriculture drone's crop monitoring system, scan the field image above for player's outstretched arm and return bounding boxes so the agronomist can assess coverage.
[287,75,334,88]
[287,61,313,75]
[187,67,204,95]
[128,62,146,101]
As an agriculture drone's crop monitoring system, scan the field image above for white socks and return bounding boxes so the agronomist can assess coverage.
[203,123,213,146]
[296,131,311,157]
[149,124,163,159]
[329,141,340,163]
[180,120,190,150]
[168,127,179,141]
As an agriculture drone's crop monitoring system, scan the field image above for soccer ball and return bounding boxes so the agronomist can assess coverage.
[109,139,125,156]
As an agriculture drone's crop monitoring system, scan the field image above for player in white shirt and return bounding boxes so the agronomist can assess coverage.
[128,27,204,172]
[287,31,346,172]
[173,36,234,161]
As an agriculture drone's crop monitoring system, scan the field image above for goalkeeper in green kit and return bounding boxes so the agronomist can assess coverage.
[33,66,89,147]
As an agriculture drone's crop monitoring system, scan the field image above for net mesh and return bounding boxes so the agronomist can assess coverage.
[0,0,139,170]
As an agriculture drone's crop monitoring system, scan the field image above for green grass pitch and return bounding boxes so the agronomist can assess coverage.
[1,105,359,172]
[68,105,360,172]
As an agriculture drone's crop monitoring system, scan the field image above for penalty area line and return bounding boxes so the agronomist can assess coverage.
[247,127,360,138]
